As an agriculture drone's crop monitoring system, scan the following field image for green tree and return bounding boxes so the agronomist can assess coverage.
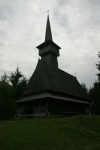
[96,52,100,84]
[81,83,88,94]
[9,67,28,99]
[1,72,9,83]
[15,76,28,99]
[0,68,28,119]
[9,67,23,89]
[0,81,16,120]
[89,52,100,114]
[89,82,100,114]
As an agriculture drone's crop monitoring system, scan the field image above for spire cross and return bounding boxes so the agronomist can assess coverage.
[47,10,49,15]
[45,11,52,41]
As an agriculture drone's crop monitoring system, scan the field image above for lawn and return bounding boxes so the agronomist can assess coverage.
[0,115,100,150]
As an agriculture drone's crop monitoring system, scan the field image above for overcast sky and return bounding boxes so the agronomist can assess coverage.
[0,0,100,88]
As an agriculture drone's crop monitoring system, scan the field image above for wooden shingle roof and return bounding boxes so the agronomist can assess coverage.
[23,59,89,102]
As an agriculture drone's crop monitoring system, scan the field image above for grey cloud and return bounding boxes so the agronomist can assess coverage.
[57,0,71,6]
[59,14,69,28]
[53,9,60,20]
[0,42,4,46]
[87,0,100,8]
[0,7,6,20]
[0,52,4,57]
[0,4,14,21]
[89,13,100,27]
[53,10,71,32]
[0,68,6,74]
[0,30,7,36]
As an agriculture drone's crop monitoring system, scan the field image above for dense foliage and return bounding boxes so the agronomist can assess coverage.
[0,81,16,119]
[88,52,100,114]
[9,67,28,99]
[89,82,100,114]
[96,52,100,84]
[0,67,28,120]
[81,83,88,94]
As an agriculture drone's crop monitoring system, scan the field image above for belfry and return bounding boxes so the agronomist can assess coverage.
[37,15,60,72]
[16,15,90,117]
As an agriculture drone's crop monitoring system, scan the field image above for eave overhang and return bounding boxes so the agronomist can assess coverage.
[15,92,90,104]
[36,40,61,50]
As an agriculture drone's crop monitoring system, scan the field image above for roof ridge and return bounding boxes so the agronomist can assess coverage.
[45,15,52,42]
[59,68,75,78]
[39,59,50,89]
[22,59,50,96]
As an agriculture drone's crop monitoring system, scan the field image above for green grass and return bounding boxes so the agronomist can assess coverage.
[0,115,100,150]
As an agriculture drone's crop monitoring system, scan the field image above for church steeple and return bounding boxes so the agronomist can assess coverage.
[45,15,52,41]
[36,15,61,71]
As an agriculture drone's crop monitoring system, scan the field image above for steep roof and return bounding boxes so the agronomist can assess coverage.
[23,59,49,95]
[45,15,52,41]
[36,15,61,50]
[23,59,89,101]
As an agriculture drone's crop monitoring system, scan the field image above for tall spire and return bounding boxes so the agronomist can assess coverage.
[45,15,52,41]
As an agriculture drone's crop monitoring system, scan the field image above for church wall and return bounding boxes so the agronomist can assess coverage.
[17,97,88,117]
[17,98,49,117]
[48,98,88,115]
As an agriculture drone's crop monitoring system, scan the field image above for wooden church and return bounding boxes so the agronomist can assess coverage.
[16,15,90,117]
